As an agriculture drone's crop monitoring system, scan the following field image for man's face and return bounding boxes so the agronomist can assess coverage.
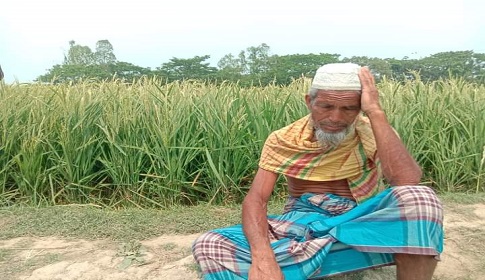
[305,90,361,146]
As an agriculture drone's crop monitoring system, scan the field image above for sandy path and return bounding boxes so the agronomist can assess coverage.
[1,203,484,280]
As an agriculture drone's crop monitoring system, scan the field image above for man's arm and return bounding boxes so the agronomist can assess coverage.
[242,167,284,280]
[358,67,422,186]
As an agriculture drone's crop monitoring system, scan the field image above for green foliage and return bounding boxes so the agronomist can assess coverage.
[0,76,483,207]
[217,53,245,81]
[246,43,271,75]
[385,51,485,83]
[267,53,341,85]
[64,39,116,66]
[215,45,342,87]
[342,56,393,81]
[116,241,146,269]
[64,40,94,65]
[379,75,485,192]
[37,40,152,83]
[37,62,153,83]
[94,39,117,64]
[36,40,485,86]
[155,55,218,82]
[418,51,485,82]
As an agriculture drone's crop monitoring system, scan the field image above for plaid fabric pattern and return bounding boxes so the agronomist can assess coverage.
[258,114,384,203]
[394,185,444,223]
[192,186,444,280]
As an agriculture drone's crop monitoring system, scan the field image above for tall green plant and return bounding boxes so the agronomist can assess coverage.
[0,76,483,207]
[380,75,485,192]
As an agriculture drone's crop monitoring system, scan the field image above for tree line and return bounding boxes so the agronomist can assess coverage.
[36,40,485,86]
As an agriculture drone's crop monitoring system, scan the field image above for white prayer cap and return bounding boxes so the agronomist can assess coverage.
[311,63,362,91]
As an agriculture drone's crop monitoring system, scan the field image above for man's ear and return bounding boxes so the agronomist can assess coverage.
[305,94,312,109]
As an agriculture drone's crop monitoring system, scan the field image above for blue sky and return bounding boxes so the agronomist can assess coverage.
[1,0,484,83]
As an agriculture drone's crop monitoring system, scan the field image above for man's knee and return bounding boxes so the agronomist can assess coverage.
[192,230,243,276]
[392,185,439,200]
[192,231,214,260]
[392,185,443,223]
[192,231,236,262]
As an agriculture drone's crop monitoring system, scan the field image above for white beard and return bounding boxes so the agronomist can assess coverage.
[314,122,355,148]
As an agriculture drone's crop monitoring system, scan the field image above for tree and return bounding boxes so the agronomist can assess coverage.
[471,52,485,82]
[387,56,431,82]
[216,44,341,86]
[37,64,97,83]
[267,53,341,85]
[64,40,95,65]
[216,43,273,85]
[246,43,271,76]
[37,62,153,83]
[216,53,245,81]
[37,40,153,83]
[418,51,484,82]
[341,56,392,81]
[156,55,217,82]
[37,40,485,85]
[110,62,152,81]
[94,40,117,65]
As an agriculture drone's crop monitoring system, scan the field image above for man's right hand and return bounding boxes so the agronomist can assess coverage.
[243,168,282,279]
[249,259,284,280]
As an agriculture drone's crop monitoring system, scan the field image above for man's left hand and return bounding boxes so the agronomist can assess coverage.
[358,67,382,115]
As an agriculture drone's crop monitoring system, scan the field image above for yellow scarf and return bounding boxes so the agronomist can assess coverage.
[259,114,384,202]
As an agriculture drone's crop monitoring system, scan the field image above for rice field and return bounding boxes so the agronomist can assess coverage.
[0,77,483,207]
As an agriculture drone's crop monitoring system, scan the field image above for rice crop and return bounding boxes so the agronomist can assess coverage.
[0,76,483,207]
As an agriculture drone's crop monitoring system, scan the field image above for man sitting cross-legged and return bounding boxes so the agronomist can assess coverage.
[192,63,443,280]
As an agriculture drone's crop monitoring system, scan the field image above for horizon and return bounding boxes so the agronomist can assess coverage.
[1,0,484,83]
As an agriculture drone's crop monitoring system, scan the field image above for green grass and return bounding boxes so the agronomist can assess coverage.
[0,245,62,279]
[0,194,479,242]
[438,191,485,204]
[0,200,286,241]
[0,248,12,262]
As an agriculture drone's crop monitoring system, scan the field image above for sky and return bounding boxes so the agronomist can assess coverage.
[1,0,484,83]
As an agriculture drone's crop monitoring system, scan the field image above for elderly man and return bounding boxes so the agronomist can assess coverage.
[192,63,443,280]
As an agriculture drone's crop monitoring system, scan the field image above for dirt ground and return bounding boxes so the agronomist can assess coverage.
[1,202,484,280]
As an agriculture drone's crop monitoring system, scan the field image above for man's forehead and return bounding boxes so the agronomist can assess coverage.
[312,90,361,105]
